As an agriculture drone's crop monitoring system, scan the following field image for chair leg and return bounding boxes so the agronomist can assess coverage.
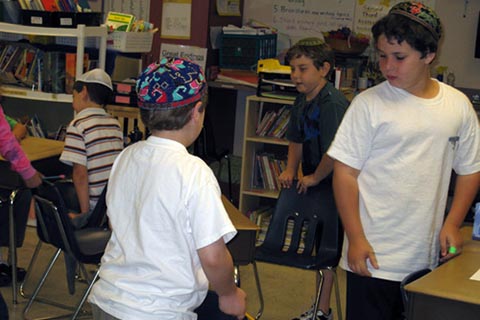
[313,270,325,320]
[23,248,62,317]
[71,267,100,320]
[20,240,43,298]
[252,261,264,319]
[8,189,19,304]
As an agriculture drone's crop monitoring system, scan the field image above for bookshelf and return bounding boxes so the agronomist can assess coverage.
[239,95,294,214]
[0,22,107,102]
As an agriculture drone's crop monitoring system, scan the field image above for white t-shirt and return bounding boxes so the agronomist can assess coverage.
[328,80,480,281]
[88,136,237,320]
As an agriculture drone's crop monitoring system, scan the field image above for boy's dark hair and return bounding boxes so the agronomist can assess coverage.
[372,14,438,58]
[75,82,112,106]
[140,93,207,131]
[285,39,335,78]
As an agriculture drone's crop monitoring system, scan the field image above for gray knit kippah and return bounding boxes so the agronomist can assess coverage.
[296,37,325,47]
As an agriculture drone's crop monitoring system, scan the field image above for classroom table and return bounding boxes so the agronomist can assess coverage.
[0,136,64,304]
[0,136,66,188]
[222,195,259,266]
[405,226,480,320]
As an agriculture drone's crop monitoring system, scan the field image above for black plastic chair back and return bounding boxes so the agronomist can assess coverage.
[34,181,107,264]
[53,179,108,229]
[256,181,342,269]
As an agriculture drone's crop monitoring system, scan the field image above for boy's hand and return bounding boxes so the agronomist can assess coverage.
[218,287,247,319]
[278,169,295,188]
[439,222,463,263]
[296,174,320,194]
[347,236,379,277]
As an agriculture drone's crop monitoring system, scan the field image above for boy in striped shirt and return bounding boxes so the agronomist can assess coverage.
[60,69,124,228]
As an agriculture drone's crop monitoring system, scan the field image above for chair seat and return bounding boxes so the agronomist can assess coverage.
[255,246,339,270]
[74,228,111,257]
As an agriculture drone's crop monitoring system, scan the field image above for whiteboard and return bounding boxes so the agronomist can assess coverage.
[244,0,436,52]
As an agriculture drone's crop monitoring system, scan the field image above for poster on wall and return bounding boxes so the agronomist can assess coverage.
[216,0,241,16]
[244,0,355,50]
[159,43,207,71]
[161,0,192,39]
[354,0,436,35]
[103,0,150,21]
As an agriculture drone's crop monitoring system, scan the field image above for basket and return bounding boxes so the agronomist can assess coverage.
[107,32,153,53]
[220,33,277,70]
[325,37,368,55]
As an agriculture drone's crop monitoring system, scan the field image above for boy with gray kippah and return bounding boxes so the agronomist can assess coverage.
[88,57,247,320]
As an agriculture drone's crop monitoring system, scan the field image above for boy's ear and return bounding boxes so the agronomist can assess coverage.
[424,52,436,65]
[191,100,204,121]
[320,61,331,77]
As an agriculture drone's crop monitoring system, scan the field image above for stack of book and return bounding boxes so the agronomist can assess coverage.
[255,105,291,139]
[252,153,286,191]
[18,0,91,12]
[0,43,41,87]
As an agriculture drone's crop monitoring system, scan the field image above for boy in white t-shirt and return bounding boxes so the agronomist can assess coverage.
[88,58,247,320]
[327,2,480,319]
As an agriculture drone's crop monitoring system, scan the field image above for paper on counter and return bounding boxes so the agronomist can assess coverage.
[470,268,480,281]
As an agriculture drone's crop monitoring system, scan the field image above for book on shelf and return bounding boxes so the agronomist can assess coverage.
[252,153,287,191]
[65,52,89,94]
[40,0,60,11]
[106,11,135,32]
[269,108,291,138]
[42,51,66,93]
[26,114,45,138]
[255,110,275,136]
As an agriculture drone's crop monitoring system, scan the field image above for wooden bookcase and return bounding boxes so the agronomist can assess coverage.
[239,95,294,214]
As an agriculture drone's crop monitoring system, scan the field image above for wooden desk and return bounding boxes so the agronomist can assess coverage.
[405,226,480,319]
[222,195,259,265]
[0,137,66,187]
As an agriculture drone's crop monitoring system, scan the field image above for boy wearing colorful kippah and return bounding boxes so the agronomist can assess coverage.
[278,37,349,320]
[88,57,247,320]
[328,2,480,319]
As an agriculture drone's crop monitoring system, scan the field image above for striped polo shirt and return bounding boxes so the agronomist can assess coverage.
[60,107,124,209]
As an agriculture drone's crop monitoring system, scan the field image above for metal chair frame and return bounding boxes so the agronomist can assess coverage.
[21,181,110,320]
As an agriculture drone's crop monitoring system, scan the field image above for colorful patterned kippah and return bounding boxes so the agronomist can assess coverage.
[296,37,325,47]
[136,57,207,110]
[389,1,441,40]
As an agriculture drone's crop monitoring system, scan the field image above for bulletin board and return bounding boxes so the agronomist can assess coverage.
[244,0,435,49]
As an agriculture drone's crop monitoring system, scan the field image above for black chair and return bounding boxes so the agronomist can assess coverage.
[0,186,31,304]
[22,180,111,320]
[400,268,431,319]
[254,182,343,320]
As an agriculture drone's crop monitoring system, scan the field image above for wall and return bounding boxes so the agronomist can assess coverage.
[243,0,480,89]
[435,0,480,89]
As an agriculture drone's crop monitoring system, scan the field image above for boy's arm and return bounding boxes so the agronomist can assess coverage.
[440,171,480,261]
[333,160,378,276]
[198,238,246,319]
[72,163,90,213]
[297,154,334,193]
[279,142,302,188]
